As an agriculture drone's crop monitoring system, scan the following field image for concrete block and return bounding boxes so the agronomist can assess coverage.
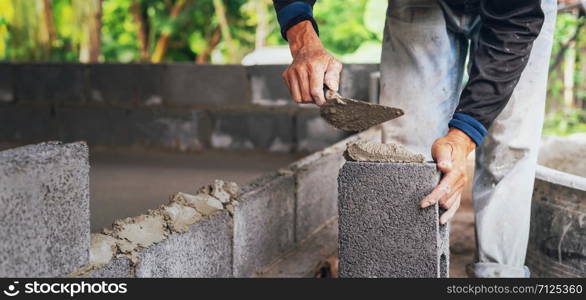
[85,258,133,278]
[211,110,294,152]
[87,63,162,105]
[14,63,87,104]
[337,161,449,278]
[340,64,379,101]
[0,105,58,144]
[0,63,14,103]
[135,211,233,278]
[55,107,212,151]
[0,142,90,277]
[246,65,290,106]
[294,152,345,242]
[527,178,585,277]
[233,173,296,277]
[295,109,349,152]
[163,64,251,106]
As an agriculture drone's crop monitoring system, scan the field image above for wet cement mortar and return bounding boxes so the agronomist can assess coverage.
[346,141,425,163]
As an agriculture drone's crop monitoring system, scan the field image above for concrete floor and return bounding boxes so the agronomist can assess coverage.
[90,149,303,231]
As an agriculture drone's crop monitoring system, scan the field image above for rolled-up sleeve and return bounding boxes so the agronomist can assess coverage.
[449,0,545,146]
[273,0,318,40]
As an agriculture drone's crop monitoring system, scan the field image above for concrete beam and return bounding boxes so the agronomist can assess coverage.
[337,161,449,278]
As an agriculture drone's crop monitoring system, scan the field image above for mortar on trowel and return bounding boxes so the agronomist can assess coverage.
[320,88,404,132]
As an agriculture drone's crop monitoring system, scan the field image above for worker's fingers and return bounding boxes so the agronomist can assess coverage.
[324,59,343,91]
[420,170,461,208]
[440,195,461,225]
[438,177,465,210]
[309,65,326,105]
[432,142,454,173]
[282,70,292,97]
[295,67,312,103]
[284,69,302,103]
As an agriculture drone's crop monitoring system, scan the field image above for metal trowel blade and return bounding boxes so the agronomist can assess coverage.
[319,91,404,132]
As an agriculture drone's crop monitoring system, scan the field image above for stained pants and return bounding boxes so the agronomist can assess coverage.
[379,0,557,277]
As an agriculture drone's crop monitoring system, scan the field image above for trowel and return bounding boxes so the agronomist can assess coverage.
[320,88,404,132]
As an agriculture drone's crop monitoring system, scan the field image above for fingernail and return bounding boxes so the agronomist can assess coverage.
[328,81,339,91]
[422,200,435,208]
[440,161,452,168]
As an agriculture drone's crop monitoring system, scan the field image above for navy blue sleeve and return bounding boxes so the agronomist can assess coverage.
[272,1,319,40]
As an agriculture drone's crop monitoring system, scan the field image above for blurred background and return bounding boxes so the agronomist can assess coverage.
[0,0,584,135]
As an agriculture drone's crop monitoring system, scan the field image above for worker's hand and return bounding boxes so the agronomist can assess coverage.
[283,21,343,105]
[420,128,476,225]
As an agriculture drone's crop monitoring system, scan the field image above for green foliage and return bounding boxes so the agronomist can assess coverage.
[0,0,386,63]
[314,0,381,56]
[543,108,586,136]
[101,0,139,62]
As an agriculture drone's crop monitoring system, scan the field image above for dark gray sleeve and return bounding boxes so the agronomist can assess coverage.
[450,0,545,145]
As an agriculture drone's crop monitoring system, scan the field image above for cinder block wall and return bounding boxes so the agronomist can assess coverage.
[0,142,90,277]
[0,129,380,277]
[75,128,381,278]
[0,63,379,153]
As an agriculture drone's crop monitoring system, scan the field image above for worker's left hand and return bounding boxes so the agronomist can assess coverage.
[419,128,476,225]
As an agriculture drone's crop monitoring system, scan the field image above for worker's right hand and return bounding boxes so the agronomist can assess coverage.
[283,21,343,105]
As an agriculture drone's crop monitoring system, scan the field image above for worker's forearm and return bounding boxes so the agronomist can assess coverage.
[273,0,319,40]
[286,21,322,57]
[451,0,545,146]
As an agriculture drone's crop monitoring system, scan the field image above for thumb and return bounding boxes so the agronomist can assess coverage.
[432,142,453,172]
[324,59,342,91]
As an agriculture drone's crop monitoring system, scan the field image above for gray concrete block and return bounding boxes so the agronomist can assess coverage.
[85,258,133,278]
[55,107,212,151]
[527,179,585,277]
[14,63,87,103]
[211,110,294,152]
[0,142,90,277]
[135,211,233,278]
[87,63,163,105]
[295,152,345,242]
[340,64,379,101]
[295,109,349,152]
[337,161,449,278]
[233,173,296,277]
[163,64,251,106]
[246,65,290,106]
[0,63,14,103]
[0,105,59,143]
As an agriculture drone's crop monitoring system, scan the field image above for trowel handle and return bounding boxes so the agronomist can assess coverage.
[324,85,341,100]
